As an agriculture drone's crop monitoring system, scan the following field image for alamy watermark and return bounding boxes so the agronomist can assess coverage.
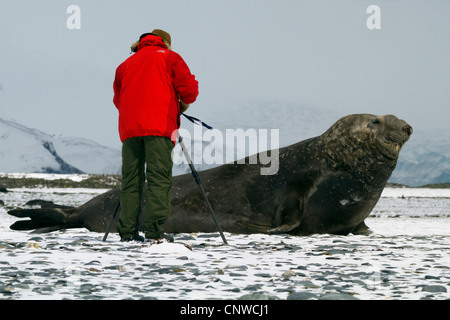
[66,5,381,31]
[366,5,381,30]
[172,127,280,176]
[66,5,81,30]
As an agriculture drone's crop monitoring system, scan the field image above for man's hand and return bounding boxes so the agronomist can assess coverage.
[180,100,190,113]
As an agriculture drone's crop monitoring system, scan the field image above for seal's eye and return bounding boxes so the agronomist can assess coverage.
[372,119,381,125]
[368,118,381,130]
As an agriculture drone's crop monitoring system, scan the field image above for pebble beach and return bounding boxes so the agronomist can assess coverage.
[1,185,449,300]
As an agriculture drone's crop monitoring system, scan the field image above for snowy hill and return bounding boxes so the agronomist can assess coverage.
[1,101,449,187]
[0,118,121,174]
[389,130,450,186]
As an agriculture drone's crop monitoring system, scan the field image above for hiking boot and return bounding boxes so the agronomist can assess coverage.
[145,232,174,243]
[161,233,174,242]
[120,233,145,242]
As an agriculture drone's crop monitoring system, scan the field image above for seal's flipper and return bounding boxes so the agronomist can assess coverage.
[8,208,80,232]
[268,220,301,234]
[268,190,304,234]
[9,220,51,231]
[351,221,373,235]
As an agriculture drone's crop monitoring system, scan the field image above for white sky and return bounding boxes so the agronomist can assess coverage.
[0,0,449,149]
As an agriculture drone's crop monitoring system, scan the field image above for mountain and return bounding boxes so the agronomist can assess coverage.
[0,118,121,174]
[1,101,449,187]
[389,130,450,186]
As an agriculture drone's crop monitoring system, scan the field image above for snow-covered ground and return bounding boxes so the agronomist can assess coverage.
[0,172,91,182]
[0,182,449,300]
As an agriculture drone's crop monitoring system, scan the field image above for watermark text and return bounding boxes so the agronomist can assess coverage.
[173,127,280,176]
[66,5,81,30]
[366,5,381,30]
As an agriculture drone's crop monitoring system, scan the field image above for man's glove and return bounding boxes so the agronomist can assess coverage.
[180,100,190,113]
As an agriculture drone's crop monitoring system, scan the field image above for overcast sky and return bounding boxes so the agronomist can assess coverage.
[1,0,449,149]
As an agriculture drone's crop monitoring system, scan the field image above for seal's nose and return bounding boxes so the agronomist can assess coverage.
[403,125,413,136]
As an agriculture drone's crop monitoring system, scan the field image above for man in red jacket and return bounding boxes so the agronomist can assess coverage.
[113,29,199,242]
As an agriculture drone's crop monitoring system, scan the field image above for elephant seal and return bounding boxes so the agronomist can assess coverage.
[9,114,412,236]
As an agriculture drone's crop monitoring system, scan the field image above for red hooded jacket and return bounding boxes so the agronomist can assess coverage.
[113,35,199,143]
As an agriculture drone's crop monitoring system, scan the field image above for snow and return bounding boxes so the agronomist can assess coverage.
[381,187,450,198]
[1,182,449,300]
[0,172,91,182]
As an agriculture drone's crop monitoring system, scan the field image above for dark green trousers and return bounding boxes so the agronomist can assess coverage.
[117,136,174,239]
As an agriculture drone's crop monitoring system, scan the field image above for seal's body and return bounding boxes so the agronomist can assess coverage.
[9,114,412,236]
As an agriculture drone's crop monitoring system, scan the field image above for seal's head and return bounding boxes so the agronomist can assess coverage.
[321,114,413,166]
[365,114,412,159]
[347,114,413,160]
